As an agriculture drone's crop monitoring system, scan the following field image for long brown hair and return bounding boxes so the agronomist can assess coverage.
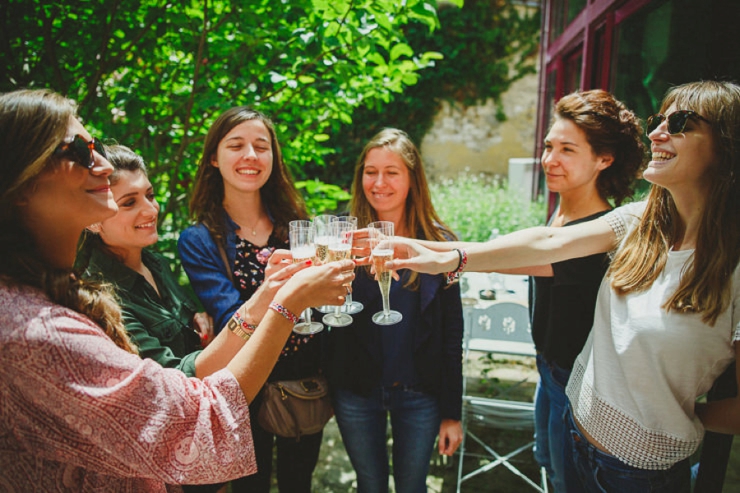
[609,80,740,325]
[188,107,307,246]
[553,89,645,205]
[350,128,456,289]
[0,89,136,353]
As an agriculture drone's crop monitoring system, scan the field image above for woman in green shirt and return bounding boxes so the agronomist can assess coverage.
[82,144,299,378]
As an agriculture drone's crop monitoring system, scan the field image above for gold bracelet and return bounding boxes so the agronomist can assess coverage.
[227,310,257,341]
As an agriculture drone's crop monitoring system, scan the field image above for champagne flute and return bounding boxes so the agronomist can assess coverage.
[368,221,402,325]
[321,221,355,327]
[331,216,363,315]
[288,221,324,335]
[313,214,336,314]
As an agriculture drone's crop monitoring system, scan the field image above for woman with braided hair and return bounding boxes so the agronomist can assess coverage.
[0,88,353,491]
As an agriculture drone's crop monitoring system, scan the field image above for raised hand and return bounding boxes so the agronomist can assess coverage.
[384,236,457,275]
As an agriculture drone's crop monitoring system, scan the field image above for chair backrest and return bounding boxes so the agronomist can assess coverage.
[464,301,535,357]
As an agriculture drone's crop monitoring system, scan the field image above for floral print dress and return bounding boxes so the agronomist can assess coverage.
[233,234,320,366]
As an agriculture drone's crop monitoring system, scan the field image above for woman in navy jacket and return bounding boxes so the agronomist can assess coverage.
[326,128,464,493]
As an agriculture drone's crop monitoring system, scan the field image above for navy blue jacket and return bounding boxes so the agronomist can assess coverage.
[326,268,464,421]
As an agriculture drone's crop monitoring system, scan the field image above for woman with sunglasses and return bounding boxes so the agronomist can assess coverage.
[383,80,740,492]
[178,107,321,493]
[0,89,353,491]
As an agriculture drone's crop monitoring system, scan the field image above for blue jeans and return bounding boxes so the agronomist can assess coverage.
[332,386,441,493]
[565,406,691,493]
[534,354,583,493]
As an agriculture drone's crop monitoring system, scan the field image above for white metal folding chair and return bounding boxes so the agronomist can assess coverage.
[456,301,547,493]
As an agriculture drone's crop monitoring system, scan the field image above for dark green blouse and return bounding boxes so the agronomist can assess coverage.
[86,248,202,377]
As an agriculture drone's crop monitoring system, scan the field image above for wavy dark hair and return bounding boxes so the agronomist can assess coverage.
[0,89,136,353]
[80,144,150,266]
[609,80,740,325]
[552,89,646,205]
[188,107,307,247]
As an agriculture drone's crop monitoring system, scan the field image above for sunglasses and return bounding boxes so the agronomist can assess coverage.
[53,135,107,169]
[645,110,711,137]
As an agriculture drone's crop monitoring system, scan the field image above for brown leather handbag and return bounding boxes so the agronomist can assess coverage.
[257,375,334,439]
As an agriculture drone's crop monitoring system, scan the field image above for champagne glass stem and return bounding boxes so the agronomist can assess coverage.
[302,308,312,324]
[381,293,391,317]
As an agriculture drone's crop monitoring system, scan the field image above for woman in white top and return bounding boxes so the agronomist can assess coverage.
[382,80,740,492]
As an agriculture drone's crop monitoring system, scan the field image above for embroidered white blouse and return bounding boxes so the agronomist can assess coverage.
[566,201,740,470]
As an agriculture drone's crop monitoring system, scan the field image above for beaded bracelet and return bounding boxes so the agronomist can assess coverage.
[269,301,300,325]
[228,310,257,341]
[445,248,468,285]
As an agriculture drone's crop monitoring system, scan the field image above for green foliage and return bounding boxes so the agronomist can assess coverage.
[431,172,547,241]
[294,179,352,216]
[1,0,444,249]
[310,0,541,186]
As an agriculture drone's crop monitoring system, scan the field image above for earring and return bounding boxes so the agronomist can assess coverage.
[87,223,102,233]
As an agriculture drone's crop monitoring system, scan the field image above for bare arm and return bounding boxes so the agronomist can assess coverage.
[192,250,299,378]
[389,218,617,275]
[227,260,354,402]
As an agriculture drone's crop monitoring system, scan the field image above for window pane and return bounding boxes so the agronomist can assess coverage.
[567,0,587,24]
[564,50,582,94]
[549,0,566,42]
[612,0,740,119]
[590,26,606,89]
[550,0,588,43]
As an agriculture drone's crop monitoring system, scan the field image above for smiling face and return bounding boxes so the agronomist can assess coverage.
[645,105,718,194]
[21,117,117,234]
[541,117,613,197]
[98,169,159,257]
[211,119,273,198]
[362,146,411,223]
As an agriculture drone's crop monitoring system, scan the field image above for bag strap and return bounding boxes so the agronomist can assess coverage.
[216,241,234,284]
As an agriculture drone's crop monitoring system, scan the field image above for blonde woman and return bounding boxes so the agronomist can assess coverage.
[327,128,464,493]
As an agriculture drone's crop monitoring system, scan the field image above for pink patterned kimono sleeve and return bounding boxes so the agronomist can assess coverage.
[0,284,257,489]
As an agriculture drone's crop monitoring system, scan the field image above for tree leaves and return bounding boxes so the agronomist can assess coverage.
[1,0,440,253]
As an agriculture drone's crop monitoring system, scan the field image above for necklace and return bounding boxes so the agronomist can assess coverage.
[245,215,260,236]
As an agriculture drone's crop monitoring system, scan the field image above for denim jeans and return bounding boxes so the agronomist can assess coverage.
[565,405,691,493]
[332,386,441,493]
[534,354,584,493]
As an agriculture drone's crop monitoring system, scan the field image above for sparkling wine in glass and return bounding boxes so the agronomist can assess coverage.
[288,221,324,335]
[321,221,355,327]
[312,214,336,314]
[331,216,363,315]
[368,221,402,326]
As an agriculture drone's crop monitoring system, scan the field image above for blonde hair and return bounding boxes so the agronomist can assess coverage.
[609,81,740,325]
[349,128,456,289]
[0,89,136,353]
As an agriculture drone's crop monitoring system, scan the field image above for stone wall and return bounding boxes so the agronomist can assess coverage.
[420,69,539,178]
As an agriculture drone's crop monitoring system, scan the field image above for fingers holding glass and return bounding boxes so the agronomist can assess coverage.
[288,220,324,335]
[368,221,402,326]
[331,216,363,315]
[322,221,355,327]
